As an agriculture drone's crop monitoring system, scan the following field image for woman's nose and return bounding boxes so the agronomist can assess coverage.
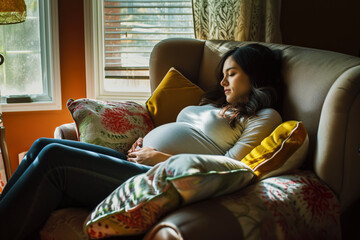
[220,77,228,86]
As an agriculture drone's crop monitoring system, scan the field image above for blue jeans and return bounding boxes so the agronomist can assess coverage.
[0,138,151,240]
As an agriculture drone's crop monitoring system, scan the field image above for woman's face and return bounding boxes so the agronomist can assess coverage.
[220,56,251,105]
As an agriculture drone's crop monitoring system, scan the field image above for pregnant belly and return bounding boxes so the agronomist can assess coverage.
[142,122,223,155]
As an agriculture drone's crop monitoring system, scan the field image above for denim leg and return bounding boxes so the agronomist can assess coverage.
[0,142,151,240]
[1,138,129,199]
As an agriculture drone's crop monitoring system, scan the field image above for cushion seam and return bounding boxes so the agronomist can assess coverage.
[253,122,301,171]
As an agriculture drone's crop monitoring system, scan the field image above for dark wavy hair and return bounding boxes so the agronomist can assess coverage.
[199,43,282,127]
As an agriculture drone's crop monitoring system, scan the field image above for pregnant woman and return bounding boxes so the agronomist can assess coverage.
[0,43,282,239]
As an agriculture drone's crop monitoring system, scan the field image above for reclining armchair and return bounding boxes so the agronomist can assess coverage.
[43,38,360,239]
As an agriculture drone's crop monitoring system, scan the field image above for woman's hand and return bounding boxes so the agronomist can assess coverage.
[127,147,172,166]
[128,137,143,154]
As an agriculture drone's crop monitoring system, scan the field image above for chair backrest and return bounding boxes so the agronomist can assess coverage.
[149,38,360,212]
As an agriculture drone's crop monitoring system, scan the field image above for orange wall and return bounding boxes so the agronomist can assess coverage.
[3,0,86,173]
[3,0,360,173]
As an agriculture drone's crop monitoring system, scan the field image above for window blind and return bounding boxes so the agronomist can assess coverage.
[103,0,195,87]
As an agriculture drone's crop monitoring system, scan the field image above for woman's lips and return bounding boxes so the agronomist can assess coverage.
[224,89,231,94]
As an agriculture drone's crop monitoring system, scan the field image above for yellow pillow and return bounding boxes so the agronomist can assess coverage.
[146,67,205,127]
[241,121,309,180]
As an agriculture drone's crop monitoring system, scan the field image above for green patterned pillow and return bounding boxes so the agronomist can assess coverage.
[84,154,255,239]
[67,98,154,154]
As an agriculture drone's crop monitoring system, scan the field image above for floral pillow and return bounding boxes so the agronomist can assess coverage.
[84,154,255,239]
[217,171,341,239]
[67,98,154,154]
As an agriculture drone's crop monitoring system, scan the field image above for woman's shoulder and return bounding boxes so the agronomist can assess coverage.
[248,108,282,124]
[257,108,281,117]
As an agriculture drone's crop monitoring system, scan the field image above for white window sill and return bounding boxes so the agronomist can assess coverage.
[1,101,62,112]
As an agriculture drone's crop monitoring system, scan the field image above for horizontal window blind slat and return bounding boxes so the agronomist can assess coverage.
[105,20,192,22]
[106,47,152,50]
[104,38,163,41]
[105,29,193,33]
[105,13,192,16]
[105,26,191,29]
[105,0,187,3]
[105,67,149,70]
[105,50,151,54]
[105,44,154,48]
[104,75,149,80]
[105,5,189,9]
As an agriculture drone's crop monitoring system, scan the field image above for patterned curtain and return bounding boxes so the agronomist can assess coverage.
[192,0,282,43]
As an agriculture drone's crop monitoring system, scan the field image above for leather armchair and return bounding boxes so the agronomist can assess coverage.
[47,38,360,239]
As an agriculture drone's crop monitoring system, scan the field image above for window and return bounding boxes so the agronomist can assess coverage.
[0,0,61,112]
[84,0,195,102]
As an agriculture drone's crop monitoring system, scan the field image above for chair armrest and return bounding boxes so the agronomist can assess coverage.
[144,198,243,240]
[54,123,78,141]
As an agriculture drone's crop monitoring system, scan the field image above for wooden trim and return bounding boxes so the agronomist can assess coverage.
[0,126,11,180]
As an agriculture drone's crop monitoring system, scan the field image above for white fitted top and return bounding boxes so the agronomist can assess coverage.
[142,104,282,161]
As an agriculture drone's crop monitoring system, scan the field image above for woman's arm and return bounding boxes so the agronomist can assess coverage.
[225,108,282,161]
[127,147,173,166]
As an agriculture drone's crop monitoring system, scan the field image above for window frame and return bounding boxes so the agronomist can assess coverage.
[1,0,61,112]
[84,0,152,102]
[84,0,101,101]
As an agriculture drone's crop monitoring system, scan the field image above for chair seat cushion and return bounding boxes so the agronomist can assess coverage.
[40,208,90,240]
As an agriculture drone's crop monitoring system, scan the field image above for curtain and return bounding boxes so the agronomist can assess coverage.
[192,0,282,43]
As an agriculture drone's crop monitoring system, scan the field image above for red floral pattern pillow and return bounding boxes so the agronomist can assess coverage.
[217,170,341,239]
[67,98,154,154]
